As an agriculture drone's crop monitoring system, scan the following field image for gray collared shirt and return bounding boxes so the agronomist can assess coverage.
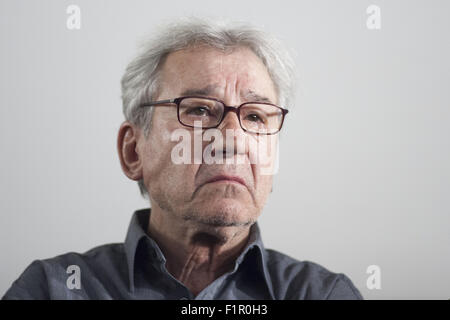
[2,209,363,300]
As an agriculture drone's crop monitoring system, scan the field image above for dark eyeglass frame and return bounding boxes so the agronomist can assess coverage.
[139,95,289,135]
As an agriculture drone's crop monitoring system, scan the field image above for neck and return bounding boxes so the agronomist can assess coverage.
[147,207,251,296]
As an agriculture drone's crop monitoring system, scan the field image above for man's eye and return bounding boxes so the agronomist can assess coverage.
[187,106,211,116]
[245,113,264,122]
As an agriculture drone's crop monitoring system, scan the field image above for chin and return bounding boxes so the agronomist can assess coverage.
[184,199,257,228]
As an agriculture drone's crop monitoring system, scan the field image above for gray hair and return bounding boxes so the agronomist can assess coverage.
[120,17,296,199]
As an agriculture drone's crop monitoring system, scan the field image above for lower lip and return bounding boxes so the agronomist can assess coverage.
[207,179,245,186]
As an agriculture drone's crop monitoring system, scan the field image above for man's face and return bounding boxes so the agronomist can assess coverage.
[138,46,279,233]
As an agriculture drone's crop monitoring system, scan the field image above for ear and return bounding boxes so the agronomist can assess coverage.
[117,121,143,181]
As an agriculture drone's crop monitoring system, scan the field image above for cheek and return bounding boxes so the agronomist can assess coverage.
[141,119,179,191]
[255,174,273,198]
[143,127,173,175]
[141,119,199,200]
[248,135,278,170]
[251,137,277,204]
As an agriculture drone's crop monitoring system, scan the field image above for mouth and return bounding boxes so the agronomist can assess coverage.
[204,175,247,187]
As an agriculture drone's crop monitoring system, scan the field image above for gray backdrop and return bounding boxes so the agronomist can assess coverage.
[1,0,449,299]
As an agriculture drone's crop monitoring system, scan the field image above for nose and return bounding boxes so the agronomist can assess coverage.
[215,107,248,158]
[218,107,242,132]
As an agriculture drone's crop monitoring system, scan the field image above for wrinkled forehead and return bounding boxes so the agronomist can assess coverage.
[158,46,278,103]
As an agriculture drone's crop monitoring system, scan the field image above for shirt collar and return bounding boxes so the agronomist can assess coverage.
[124,208,275,298]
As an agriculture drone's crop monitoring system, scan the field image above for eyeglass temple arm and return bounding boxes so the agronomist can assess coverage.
[140,99,176,107]
[265,110,288,117]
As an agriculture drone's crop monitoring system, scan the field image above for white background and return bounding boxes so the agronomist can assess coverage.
[1,0,449,299]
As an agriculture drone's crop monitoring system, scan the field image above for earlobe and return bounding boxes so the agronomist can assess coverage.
[117,121,143,181]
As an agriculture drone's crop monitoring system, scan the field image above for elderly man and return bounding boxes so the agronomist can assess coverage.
[3,19,362,300]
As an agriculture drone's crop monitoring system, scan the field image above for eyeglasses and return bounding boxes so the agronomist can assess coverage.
[139,96,288,135]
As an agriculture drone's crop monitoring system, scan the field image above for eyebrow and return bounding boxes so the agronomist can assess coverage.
[242,90,272,103]
[180,85,217,97]
[180,86,273,104]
